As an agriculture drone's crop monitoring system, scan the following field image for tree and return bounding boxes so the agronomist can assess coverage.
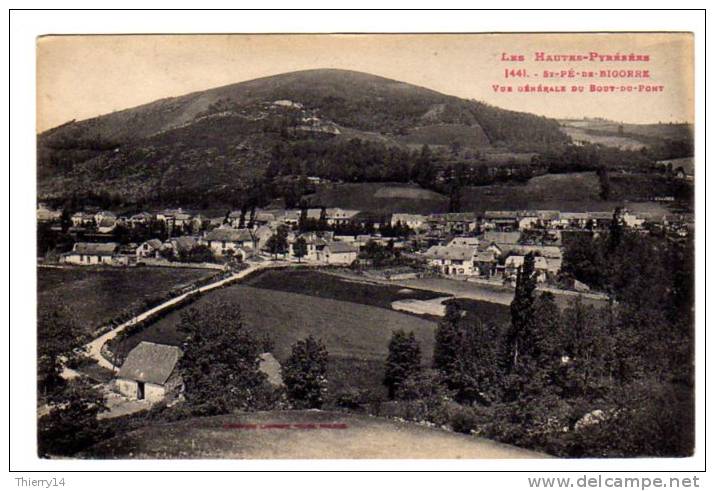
[433,303,463,373]
[597,166,611,200]
[501,253,538,400]
[38,305,86,397]
[38,379,110,457]
[293,236,308,262]
[178,301,267,414]
[433,303,501,404]
[265,225,289,258]
[282,336,328,409]
[384,330,422,399]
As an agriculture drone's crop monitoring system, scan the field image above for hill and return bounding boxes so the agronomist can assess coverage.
[86,410,546,459]
[37,69,569,206]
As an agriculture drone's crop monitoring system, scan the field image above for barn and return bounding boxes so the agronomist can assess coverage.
[115,342,182,402]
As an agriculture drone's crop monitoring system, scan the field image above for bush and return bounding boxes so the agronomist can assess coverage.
[450,407,479,434]
[334,388,367,410]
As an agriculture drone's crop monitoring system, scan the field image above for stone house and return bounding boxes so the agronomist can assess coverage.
[115,342,182,402]
[61,242,121,265]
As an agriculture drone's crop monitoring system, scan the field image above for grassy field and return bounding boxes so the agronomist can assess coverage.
[306,182,448,214]
[460,172,674,213]
[560,127,646,150]
[115,284,439,396]
[244,269,444,309]
[303,173,675,215]
[86,409,545,459]
[37,266,214,336]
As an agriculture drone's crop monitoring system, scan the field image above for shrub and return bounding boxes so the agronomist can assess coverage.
[450,407,479,434]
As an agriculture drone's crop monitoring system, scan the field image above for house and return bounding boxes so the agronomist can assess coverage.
[502,245,563,272]
[559,212,590,229]
[504,255,549,282]
[474,250,498,278]
[115,342,182,402]
[288,232,327,261]
[424,245,477,276]
[61,242,122,265]
[94,210,117,224]
[322,241,359,265]
[201,227,255,257]
[128,211,154,227]
[481,231,522,254]
[136,239,163,258]
[517,210,561,230]
[325,208,361,226]
[483,211,520,231]
[391,213,427,232]
[71,211,95,227]
[427,212,477,235]
[253,225,275,250]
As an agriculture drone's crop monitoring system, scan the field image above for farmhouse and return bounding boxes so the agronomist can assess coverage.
[61,242,122,266]
[115,342,182,402]
[201,227,255,257]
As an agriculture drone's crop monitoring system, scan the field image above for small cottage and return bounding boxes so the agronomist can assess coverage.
[322,241,359,265]
[116,342,182,402]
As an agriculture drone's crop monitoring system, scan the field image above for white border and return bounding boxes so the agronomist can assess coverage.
[6,7,708,486]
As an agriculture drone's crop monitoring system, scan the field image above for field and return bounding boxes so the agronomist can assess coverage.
[37,266,214,336]
[86,409,545,459]
[244,269,445,309]
[460,172,674,213]
[302,173,676,215]
[305,182,448,214]
[560,127,646,150]
[114,284,439,396]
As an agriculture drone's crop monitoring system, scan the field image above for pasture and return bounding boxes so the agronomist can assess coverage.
[37,266,214,337]
[113,284,439,396]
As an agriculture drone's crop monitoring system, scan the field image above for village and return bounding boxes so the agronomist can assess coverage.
[38,202,692,286]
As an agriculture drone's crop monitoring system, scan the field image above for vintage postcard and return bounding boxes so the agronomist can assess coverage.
[34,32,694,461]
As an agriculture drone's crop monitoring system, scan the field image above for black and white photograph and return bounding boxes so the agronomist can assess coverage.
[7,10,708,487]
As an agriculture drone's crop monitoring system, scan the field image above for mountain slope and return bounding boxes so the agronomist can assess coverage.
[37,69,569,205]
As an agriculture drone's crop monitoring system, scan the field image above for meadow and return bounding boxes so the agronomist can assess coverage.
[37,266,214,336]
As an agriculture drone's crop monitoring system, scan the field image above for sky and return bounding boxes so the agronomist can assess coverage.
[36,33,694,133]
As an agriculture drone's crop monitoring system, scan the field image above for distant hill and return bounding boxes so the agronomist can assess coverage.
[37,69,569,206]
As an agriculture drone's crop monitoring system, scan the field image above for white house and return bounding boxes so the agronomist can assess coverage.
[61,242,122,265]
[70,212,95,227]
[322,241,359,264]
[424,245,478,276]
[325,208,360,226]
[115,342,182,402]
[201,227,254,257]
[136,239,163,258]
